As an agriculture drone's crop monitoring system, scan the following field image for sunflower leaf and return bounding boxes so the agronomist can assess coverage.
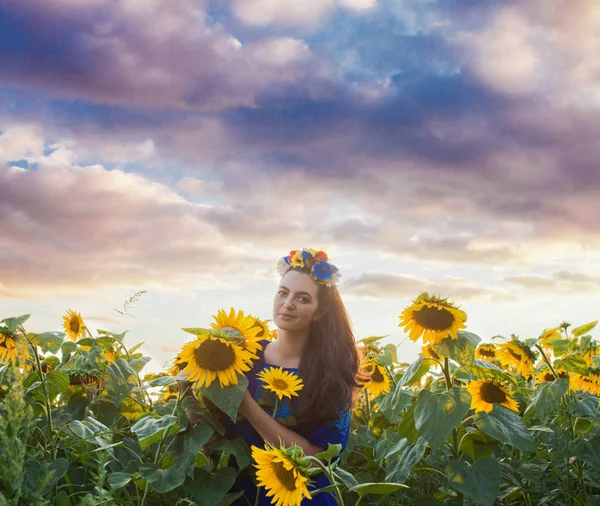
[524,379,569,423]
[1,314,31,333]
[466,360,518,386]
[446,457,501,506]
[437,331,481,367]
[553,355,589,374]
[316,443,342,462]
[379,383,413,423]
[183,468,238,506]
[475,405,536,452]
[381,436,427,483]
[572,321,598,337]
[29,331,65,354]
[398,356,429,388]
[414,387,471,450]
[349,482,409,498]
[201,374,249,422]
[359,335,389,345]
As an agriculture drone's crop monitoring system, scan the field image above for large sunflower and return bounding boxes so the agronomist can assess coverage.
[361,362,391,397]
[252,443,312,506]
[475,343,498,362]
[251,317,272,340]
[62,309,86,341]
[210,308,263,355]
[497,341,535,377]
[0,329,30,364]
[571,370,600,396]
[399,293,467,345]
[257,367,304,400]
[177,333,255,388]
[466,379,518,413]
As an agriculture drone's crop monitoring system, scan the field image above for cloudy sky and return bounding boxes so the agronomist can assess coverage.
[2,0,599,372]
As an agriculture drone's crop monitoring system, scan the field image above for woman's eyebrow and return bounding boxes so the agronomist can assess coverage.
[278,286,312,298]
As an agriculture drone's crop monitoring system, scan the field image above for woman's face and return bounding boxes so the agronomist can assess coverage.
[272,270,320,333]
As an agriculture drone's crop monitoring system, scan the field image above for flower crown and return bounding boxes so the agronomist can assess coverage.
[276,248,341,288]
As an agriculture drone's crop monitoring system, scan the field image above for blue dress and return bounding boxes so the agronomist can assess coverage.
[225,340,351,506]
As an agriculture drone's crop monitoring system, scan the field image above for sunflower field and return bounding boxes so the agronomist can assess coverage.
[1,293,600,506]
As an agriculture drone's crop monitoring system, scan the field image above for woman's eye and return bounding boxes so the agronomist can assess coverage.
[298,297,309,303]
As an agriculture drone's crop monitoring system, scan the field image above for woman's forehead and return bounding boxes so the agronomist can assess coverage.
[279,270,319,295]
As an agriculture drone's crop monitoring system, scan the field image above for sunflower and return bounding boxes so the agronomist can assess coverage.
[257,367,304,400]
[210,308,263,355]
[252,443,312,506]
[0,329,30,364]
[421,345,441,362]
[535,368,568,383]
[583,345,599,367]
[497,341,535,377]
[361,362,391,397]
[466,379,519,413]
[62,309,86,341]
[475,343,497,362]
[250,317,272,340]
[570,369,600,395]
[177,333,255,388]
[538,327,562,351]
[398,293,467,345]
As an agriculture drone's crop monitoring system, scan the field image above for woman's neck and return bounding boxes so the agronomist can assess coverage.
[267,329,309,368]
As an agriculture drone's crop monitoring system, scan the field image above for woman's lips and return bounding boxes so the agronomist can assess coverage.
[278,313,296,320]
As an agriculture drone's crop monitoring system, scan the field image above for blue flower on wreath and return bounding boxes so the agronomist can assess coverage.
[301,250,313,263]
[312,260,333,281]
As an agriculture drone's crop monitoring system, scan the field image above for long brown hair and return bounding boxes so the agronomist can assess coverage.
[293,271,361,429]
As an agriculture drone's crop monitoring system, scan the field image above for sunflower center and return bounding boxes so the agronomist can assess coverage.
[543,372,555,382]
[272,461,297,491]
[507,348,523,362]
[480,383,507,404]
[413,305,454,331]
[69,318,80,334]
[194,340,235,371]
[272,378,289,391]
[479,349,495,358]
[371,367,384,383]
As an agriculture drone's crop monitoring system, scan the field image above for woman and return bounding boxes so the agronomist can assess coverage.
[187,249,361,505]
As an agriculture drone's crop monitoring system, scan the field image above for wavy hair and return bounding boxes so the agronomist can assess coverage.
[292,272,361,430]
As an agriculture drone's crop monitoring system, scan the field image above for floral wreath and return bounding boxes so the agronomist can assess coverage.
[276,248,341,288]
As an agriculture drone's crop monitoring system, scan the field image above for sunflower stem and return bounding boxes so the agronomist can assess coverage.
[272,397,280,419]
[442,357,452,390]
[534,344,561,380]
[306,457,346,506]
[140,383,189,506]
[26,335,56,459]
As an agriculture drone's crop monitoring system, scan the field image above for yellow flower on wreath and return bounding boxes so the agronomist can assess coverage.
[571,369,600,395]
[466,379,519,413]
[399,293,467,345]
[496,340,535,377]
[475,343,498,362]
[257,367,304,400]
[177,332,255,388]
[0,328,30,364]
[62,309,86,341]
[360,361,391,397]
[210,308,263,355]
[252,443,312,506]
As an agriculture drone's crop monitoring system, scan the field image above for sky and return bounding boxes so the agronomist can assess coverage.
[1,0,600,373]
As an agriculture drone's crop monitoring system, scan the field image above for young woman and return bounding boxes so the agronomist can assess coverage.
[184,249,361,505]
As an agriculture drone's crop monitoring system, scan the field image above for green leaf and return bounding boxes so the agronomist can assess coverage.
[54,491,72,506]
[315,443,342,462]
[574,436,600,468]
[95,336,116,349]
[181,327,214,336]
[47,370,70,395]
[349,482,409,498]
[379,385,413,423]
[29,331,64,354]
[377,348,395,367]
[108,472,132,489]
[397,402,420,444]
[24,458,69,493]
[148,375,180,387]
[333,468,360,489]
[141,423,214,493]
[414,387,471,450]
[201,375,248,422]
[1,314,30,333]
[131,415,178,449]
[382,437,426,483]
[185,468,238,506]
[383,343,398,363]
[446,457,501,506]
[61,340,78,355]
[208,436,252,469]
[466,360,517,386]
[554,355,589,374]
[524,379,569,422]
[437,331,481,367]
[459,429,498,461]
[475,405,536,452]
[572,321,598,337]
[398,356,430,387]
[130,356,151,373]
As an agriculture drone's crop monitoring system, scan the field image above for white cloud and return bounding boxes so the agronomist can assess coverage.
[338,0,377,11]
[231,0,336,28]
[0,125,44,163]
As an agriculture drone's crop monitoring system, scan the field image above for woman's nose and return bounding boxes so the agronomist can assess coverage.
[283,296,295,309]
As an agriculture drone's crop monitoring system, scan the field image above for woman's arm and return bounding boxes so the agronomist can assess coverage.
[238,390,323,456]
